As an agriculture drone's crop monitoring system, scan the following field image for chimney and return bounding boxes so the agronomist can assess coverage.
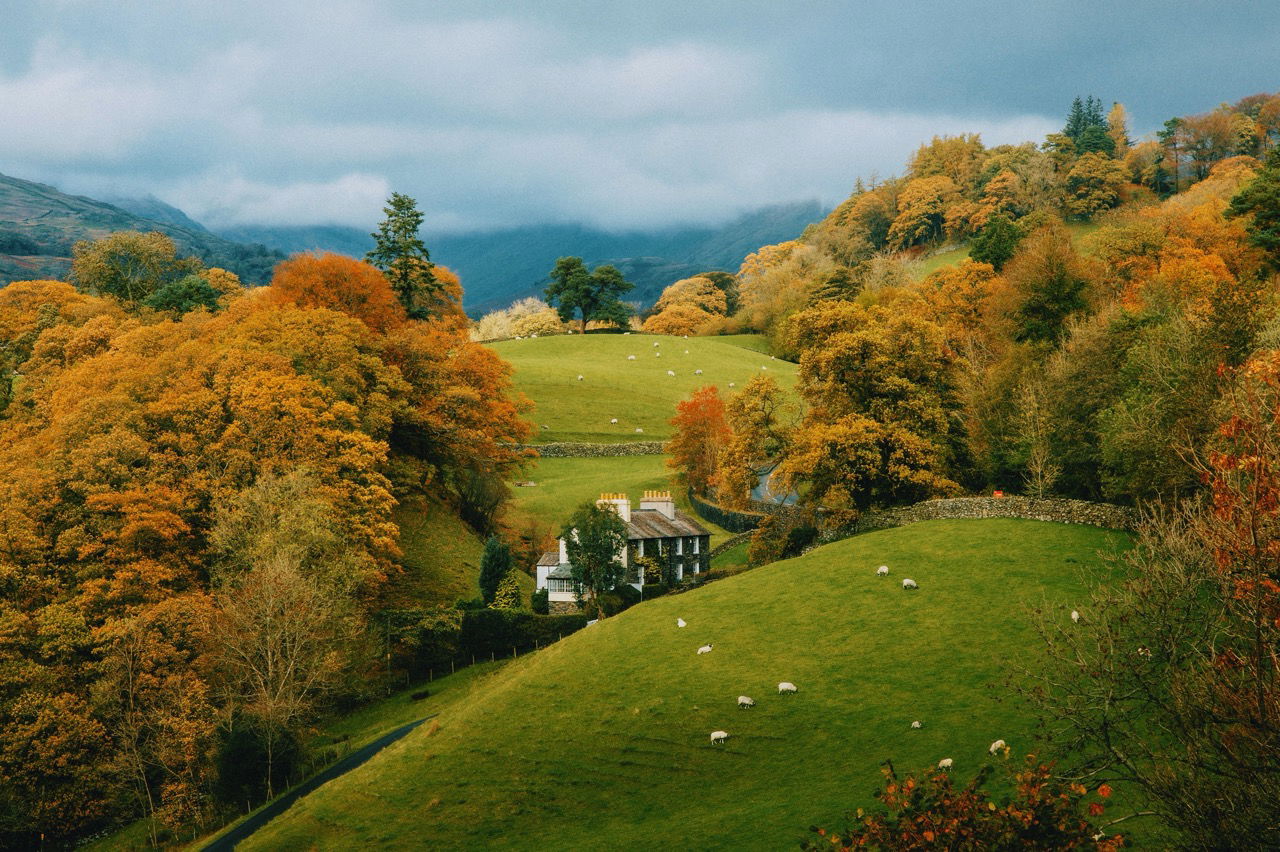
[640,490,676,520]
[597,492,631,523]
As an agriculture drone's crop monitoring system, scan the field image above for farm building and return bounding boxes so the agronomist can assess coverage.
[535,491,712,613]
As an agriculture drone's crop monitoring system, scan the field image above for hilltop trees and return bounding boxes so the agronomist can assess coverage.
[367,192,440,319]
[1228,146,1280,267]
[71,230,201,304]
[269,252,406,332]
[545,257,634,332]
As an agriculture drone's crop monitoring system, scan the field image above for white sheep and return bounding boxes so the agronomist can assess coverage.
[653,342,660,347]
[628,355,636,360]
[540,424,550,430]
[623,332,630,335]
[728,382,735,388]
[694,369,703,375]
[778,681,798,694]
[902,578,918,590]
[910,720,922,729]
[737,696,755,708]
[938,758,953,770]
[667,370,676,377]
[989,739,1007,754]
[676,618,686,628]
[610,418,618,424]
[877,565,889,576]
[531,333,538,338]
[697,644,713,655]
[577,374,584,381]
[635,428,644,433]
[655,352,661,357]
[761,365,768,370]
[710,730,728,744]
[684,349,689,354]
[1071,610,1080,623]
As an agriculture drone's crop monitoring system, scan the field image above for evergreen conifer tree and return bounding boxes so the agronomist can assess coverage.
[367,192,439,319]
[479,536,513,605]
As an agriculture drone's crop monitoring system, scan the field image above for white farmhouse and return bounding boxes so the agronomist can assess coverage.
[535,491,712,613]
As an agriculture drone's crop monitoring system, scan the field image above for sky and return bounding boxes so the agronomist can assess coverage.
[0,1,1275,233]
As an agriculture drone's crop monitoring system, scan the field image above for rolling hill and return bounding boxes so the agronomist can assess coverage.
[223,201,824,313]
[227,518,1131,850]
[487,333,798,444]
[0,172,283,285]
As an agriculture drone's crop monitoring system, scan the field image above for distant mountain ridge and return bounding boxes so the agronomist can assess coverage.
[0,173,283,284]
[221,201,825,312]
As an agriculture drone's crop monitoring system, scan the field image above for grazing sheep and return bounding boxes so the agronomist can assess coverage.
[684,349,689,354]
[577,375,584,381]
[628,355,636,360]
[697,644,713,655]
[623,332,630,335]
[655,352,661,357]
[910,720,922,729]
[710,730,728,744]
[1071,610,1080,623]
[694,369,703,375]
[635,428,644,433]
[737,696,755,708]
[653,342,660,347]
[938,758,953,770]
[989,739,1006,754]
[877,565,889,576]
[902,578,918,590]
[610,418,618,424]
[729,382,735,388]
[540,424,550,430]
[667,370,676,376]
[676,618,686,628]
[531,333,538,338]
[760,365,768,370]
[778,681,798,694]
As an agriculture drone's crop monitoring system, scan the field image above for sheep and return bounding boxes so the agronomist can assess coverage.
[710,730,728,744]
[760,365,768,370]
[610,418,618,424]
[623,332,630,335]
[683,335,688,339]
[697,644,713,655]
[1071,610,1080,623]
[876,565,889,576]
[684,349,689,354]
[577,374,584,381]
[540,424,550,431]
[531,333,538,338]
[902,578,918,590]
[910,720,922,729]
[989,739,1006,754]
[653,342,660,347]
[667,370,676,377]
[655,352,661,357]
[635,428,644,433]
[676,618,686,628]
[694,369,703,375]
[778,681,798,694]
[627,355,636,360]
[938,758,953,770]
[737,696,755,708]
[728,382,735,388]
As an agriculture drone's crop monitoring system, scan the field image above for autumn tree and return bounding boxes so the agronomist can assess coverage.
[562,502,628,619]
[366,192,439,319]
[642,303,713,336]
[666,385,731,496]
[968,215,1022,270]
[71,230,201,304]
[269,251,407,333]
[545,257,634,332]
[720,375,792,508]
[1228,146,1280,268]
[1064,152,1128,218]
[888,175,961,248]
[1002,222,1093,343]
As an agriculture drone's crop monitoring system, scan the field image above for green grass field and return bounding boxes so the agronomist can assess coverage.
[506,455,734,548]
[242,518,1131,851]
[707,333,777,356]
[489,333,798,443]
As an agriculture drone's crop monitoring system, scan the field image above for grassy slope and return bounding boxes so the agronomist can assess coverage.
[245,518,1129,851]
[913,221,1104,281]
[709,333,776,356]
[489,333,797,443]
[506,456,733,549]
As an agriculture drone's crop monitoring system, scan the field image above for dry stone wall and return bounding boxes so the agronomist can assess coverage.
[514,441,667,457]
[824,495,1135,542]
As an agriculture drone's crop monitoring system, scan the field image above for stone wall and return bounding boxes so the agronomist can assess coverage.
[823,495,1135,542]
[512,441,666,457]
[686,490,769,532]
[710,531,754,557]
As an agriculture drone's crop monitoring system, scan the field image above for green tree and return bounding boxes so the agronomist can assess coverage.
[366,192,438,319]
[491,571,522,610]
[562,501,628,619]
[968,215,1022,270]
[545,257,634,331]
[1005,223,1091,344]
[71,230,201,304]
[1228,146,1280,269]
[143,273,223,314]
[478,536,513,605]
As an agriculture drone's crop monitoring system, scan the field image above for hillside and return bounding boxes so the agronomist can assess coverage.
[234,518,1131,850]
[224,201,825,313]
[0,172,283,284]
[486,333,799,443]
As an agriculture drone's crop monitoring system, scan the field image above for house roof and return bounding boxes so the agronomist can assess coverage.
[545,564,574,579]
[537,551,560,567]
[625,508,710,540]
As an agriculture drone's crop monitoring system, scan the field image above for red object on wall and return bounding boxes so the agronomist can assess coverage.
[993,490,1004,498]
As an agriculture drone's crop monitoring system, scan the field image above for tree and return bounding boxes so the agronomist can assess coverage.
[143,273,223,314]
[366,192,439,319]
[654,276,728,316]
[642,303,713,336]
[666,385,731,496]
[561,501,628,619]
[270,252,407,333]
[887,175,961,248]
[544,257,634,332]
[1063,95,1108,146]
[1228,146,1280,269]
[491,571,522,610]
[968,215,1022,270]
[1002,223,1092,344]
[478,536,513,605]
[1016,379,1059,498]
[720,375,792,508]
[71,231,201,304]
[1064,152,1128,218]
[1107,102,1131,154]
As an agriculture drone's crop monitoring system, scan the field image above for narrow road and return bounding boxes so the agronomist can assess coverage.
[202,715,434,851]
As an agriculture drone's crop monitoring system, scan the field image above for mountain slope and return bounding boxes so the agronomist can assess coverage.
[224,201,825,312]
[0,173,283,284]
[239,518,1129,850]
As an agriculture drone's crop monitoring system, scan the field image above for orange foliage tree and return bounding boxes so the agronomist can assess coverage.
[269,251,407,333]
[666,386,731,496]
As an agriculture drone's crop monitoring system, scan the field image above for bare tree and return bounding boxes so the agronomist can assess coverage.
[1017,379,1060,498]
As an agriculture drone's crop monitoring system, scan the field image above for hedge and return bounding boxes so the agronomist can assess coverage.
[458,609,589,659]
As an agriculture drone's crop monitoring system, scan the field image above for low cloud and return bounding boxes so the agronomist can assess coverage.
[164,172,392,229]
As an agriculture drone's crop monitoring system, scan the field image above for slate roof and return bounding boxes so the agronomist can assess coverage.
[537,551,560,567]
[625,509,710,541]
[545,564,574,579]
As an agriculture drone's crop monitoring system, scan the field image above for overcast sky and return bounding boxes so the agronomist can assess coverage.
[1,1,1275,232]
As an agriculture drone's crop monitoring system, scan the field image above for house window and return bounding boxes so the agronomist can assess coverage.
[693,537,699,554]
[676,537,683,555]
[548,578,574,593]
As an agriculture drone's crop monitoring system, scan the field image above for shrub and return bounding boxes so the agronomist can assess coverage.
[748,508,820,565]
[531,588,549,614]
